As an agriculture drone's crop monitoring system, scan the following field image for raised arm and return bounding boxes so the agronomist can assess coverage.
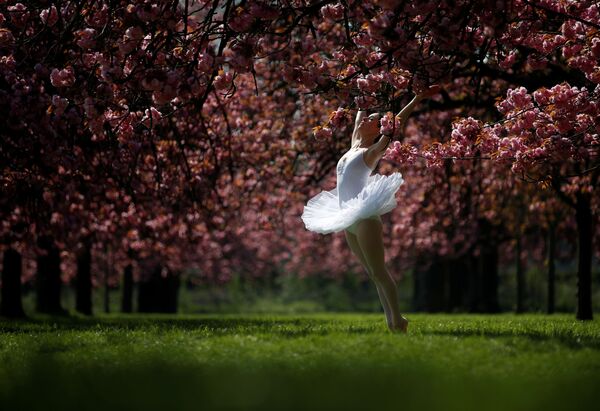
[395,94,424,126]
[363,85,440,167]
[351,110,367,145]
[396,85,440,128]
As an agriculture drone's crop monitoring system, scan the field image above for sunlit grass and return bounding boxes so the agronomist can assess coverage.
[1,313,599,410]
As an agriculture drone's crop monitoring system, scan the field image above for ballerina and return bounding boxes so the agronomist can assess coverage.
[301,86,440,333]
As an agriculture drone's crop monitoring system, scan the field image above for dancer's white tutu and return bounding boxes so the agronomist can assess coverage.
[301,148,404,234]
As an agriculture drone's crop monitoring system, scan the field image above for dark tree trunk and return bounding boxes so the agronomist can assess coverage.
[447,255,469,311]
[121,264,133,313]
[137,264,180,313]
[551,170,597,320]
[36,236,66,315]
[515,233,526,313]
[473,219,500,313]
[1,248,26,318]
[466,253,481,312]
[547,222,556,314]
[481,242,500,313]
[104,246,112,314]
[440,259,452,312]
[138,264,160,312]
[163,269,180,313]
[412,255,425,311]
[75,241,93,316]
[424,259,445,312]
[412,256,445,312]
[575,195,593,320]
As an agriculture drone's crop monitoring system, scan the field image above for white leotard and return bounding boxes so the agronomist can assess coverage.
[301,146,403,234]
[336,148,373,208]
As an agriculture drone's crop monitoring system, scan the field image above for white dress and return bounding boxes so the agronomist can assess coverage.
[301,148,405,234]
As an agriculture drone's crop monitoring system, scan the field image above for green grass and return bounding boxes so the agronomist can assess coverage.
[1,313,599,410]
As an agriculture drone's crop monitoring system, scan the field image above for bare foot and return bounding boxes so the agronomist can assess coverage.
[388,316,409,334]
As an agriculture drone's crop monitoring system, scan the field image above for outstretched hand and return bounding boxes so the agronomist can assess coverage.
[418,85,441,99]
[394,84,440,129]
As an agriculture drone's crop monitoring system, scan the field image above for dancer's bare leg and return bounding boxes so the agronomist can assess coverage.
[344,230,394,328]
[355,218,408,333]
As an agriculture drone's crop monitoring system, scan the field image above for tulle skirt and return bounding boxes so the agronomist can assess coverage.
[301,173,404,234]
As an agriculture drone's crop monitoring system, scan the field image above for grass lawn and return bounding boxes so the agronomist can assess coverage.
[1,312,599,410]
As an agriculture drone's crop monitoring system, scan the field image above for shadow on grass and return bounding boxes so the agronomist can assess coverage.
[418,327,600,350]
[1,351,599,411]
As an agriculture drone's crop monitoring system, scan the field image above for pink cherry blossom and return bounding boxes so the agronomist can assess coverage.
[74,28,97,49]
[39,5,59,27]
[49,66,76,87]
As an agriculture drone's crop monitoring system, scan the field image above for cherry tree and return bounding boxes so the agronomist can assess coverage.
[0,0,598,320]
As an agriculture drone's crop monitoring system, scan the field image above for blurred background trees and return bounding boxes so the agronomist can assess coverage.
[1,1,598,319]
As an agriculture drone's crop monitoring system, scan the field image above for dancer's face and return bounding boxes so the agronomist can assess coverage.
[357,113,380,142]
